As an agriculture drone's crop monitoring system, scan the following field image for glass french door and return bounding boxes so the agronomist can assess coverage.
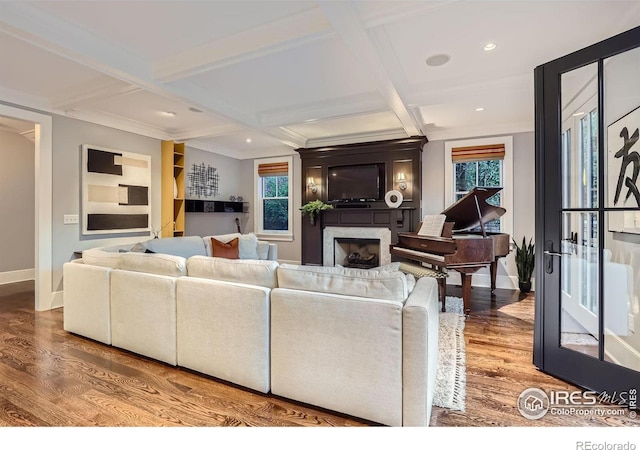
[535,26,640,396]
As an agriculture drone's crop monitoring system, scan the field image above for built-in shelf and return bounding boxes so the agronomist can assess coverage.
[162,140,185,237]
[186,200,248,213]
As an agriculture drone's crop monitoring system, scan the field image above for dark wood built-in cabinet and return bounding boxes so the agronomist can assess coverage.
[296,136,426,265]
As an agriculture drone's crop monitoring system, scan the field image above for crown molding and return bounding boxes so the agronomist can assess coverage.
[305,128,409,148]
[185,138,295,160]
[425,121,533,143]
[51,78,142,110]
[60,108,173,141]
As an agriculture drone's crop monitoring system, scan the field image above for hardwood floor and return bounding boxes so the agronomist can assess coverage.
[0,280,638,427]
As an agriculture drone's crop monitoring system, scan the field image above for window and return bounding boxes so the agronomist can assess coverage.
[254,156,293,240]
[444,136,513,237]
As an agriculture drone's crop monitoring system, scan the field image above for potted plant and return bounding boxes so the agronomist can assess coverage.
[300,200,333,226]
[513,236,535,293]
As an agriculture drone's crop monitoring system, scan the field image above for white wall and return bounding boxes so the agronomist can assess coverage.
[423,131,536,288]
[51,115,162,293]
[184,146,252,237]
[0,129,34,274]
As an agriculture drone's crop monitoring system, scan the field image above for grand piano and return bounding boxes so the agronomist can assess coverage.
[390,187,510,314]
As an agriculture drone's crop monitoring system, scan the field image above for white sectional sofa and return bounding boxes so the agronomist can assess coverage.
[62,235,439,427]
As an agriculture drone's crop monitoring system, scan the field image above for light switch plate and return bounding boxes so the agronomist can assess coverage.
[64,214,79,224]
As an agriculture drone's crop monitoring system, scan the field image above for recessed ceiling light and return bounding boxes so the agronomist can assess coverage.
[475,107,484,112]
[573,111,585,116]
[425,54,451,67]
[246,138,252,143]
[160,111,176,117]
[483,43,497,51]
[188,107,202,113]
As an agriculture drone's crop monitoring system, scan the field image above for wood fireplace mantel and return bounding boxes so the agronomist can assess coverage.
[296,136,424,265]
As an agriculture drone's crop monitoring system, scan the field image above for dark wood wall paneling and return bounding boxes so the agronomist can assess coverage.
[296,136,426,265]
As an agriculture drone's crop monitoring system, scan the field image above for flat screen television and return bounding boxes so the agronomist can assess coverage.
[327,163,384,202]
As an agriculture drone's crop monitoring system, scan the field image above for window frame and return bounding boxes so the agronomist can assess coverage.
[254,156,293,241]
[444,136,514,238]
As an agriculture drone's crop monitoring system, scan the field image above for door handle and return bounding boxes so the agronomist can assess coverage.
[543,251,571,257]
[544,240,558,274]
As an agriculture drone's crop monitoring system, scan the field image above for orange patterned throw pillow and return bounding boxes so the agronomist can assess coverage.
[211,237,240,259]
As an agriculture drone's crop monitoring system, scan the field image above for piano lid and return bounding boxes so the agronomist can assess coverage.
[441,186,506,232]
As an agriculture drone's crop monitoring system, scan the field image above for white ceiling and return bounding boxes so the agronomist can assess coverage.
[0,0,639,159]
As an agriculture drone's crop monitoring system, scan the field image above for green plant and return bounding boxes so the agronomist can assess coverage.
[300,200,333,225]
[513,236,535,283]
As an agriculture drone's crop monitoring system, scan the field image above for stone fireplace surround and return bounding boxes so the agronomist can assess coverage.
[323,226,391,267]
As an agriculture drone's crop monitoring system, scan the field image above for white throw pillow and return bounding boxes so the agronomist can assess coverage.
[256,241,269,260]
[374,262,401,272]
[82,248,122,269]
[238,233,259,260]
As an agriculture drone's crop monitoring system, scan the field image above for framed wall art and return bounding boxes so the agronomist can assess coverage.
[81,144,151,235]
[607,105,640,233]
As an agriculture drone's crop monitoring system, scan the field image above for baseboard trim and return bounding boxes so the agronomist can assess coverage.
[603,333,640,372]
[0,268,35,285]
[446,273,531,291]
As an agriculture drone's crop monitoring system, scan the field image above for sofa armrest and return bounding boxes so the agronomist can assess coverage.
[402,277,439,426]
[63,261,112,344]
[266,242,278,261]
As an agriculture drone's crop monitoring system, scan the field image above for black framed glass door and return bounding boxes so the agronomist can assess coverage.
[535,26,640,398]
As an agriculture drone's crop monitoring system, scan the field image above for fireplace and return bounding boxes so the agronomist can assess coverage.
[323,226,391,267]
[335,238,380,269]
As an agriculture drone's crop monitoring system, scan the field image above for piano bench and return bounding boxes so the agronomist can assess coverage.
[398,262,448,312]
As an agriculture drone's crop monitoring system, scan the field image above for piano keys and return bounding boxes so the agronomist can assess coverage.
[390,187,510,314]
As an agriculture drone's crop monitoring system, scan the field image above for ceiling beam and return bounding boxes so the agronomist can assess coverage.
[153,7,333,83]
[317,1,423,137]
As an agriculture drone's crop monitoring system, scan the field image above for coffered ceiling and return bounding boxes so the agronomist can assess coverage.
[0,1,639,159]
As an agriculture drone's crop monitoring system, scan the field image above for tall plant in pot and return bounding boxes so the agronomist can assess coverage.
[513,237,535,293]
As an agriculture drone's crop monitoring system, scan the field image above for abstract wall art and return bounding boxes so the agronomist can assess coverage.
[187,162,219,198]
[81,144,151,235]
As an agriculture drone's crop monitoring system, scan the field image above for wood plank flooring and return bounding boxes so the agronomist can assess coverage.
[0,280,638,427]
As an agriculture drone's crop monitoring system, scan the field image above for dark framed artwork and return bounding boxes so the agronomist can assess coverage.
[81,144,151,235]
[607,105,640,233]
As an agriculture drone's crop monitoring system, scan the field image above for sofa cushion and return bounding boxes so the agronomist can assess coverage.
[277,264,408,302]
[82,247,122,268]
[187,255,278,289]
[143,236,207,259]
[211,237,240,259]
[119,252,187,277]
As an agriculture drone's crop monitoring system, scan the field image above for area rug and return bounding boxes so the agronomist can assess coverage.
[561,332,598,346]
[433,296,466,412]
